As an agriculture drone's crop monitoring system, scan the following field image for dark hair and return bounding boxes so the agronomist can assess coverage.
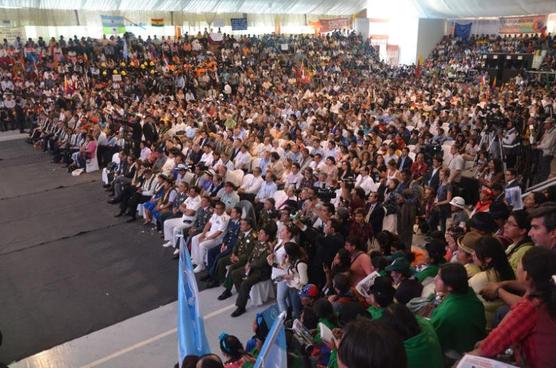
[181,355,200,368]
[370,251,389,272]
[474,236,515,281]
[381,303,421,340]
[301,306,319,330]
[528,202,556,232]
[439,263,469,294]
[260,222,277,241]
[338,302,372,326]
[333,273,351,294]
[530,192,548,207]
[511,210,531,231]
[369,276,395,308]
[219,334,246,361]
[197,354,224,368]
[284,242,307,264]
[522,247,556,318]
[345,236,364,251]
[313,298,338,326]
[338,319,407,368]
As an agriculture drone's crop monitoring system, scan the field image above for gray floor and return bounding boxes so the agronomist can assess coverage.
[11,287,273,368]
[0,139,178,363]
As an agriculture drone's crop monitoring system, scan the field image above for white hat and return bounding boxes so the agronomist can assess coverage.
[449,196,465,209]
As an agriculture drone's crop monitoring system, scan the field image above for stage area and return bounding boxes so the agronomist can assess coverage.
[0,138,179,364]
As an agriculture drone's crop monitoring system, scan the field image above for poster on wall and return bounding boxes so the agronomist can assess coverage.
[0,26,23,43]
[101,15,126,35]
[231,18,248,31]
[318,17,352,33]
[499,15,547,34]
[386,44,399,66]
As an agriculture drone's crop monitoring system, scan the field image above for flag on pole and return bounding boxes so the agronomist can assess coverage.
[254,311,287,368]
[178,241,211,365]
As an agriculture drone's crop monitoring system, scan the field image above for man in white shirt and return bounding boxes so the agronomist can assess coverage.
[162,187,201,248]
[233,144,252,170]
[190,201,230,273]
[447,145,465,183]
[255,173,278,203]
[282,162,303,189]
[354,166,376,195]
[238,167,264,199]
[200,144,215,167]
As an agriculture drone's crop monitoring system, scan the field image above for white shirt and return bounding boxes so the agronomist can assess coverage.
[355,174,377,195]
[240,174,264,194]
[207,213,230,237]
[200,152,214,167]
[233,150,252,169]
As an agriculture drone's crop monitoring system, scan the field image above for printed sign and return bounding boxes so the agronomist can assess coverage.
[499,15,547,34]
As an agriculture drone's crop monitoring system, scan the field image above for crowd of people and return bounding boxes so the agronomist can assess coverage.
[9,27,556,367]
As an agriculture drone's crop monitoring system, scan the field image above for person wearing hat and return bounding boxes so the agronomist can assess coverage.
[385,257,423,305]
[469,212,499,235]
[299,283,319,307]
[488,202,512,246]
[175,163,188,183]
[448,196,468,229]
[456,231,482,278]
[471,187,493,216]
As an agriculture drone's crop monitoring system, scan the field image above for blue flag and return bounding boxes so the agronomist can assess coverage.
[454,23,472,39]
[178,244,211,365]
[254,311,287,368]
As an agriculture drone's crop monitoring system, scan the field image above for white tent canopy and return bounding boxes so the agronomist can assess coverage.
[368,0,556,19]
[0,0,367,15]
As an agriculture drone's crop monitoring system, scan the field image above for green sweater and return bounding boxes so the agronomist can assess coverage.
[367,306,384,320]
[430,287,486,354]
[404,317,444,368]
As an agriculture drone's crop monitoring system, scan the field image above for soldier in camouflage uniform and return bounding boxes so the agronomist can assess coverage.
[208,217,257,288]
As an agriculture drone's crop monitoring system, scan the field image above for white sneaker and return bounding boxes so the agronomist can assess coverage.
[193,264,205,273]
[173,249,180,256]
[162,241,173,248]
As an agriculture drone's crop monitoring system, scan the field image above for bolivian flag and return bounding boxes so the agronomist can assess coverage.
[151,18,164,27]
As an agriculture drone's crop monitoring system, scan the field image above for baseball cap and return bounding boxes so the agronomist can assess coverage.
[385,257,411,273]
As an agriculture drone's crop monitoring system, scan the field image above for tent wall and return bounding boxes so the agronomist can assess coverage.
[416,18,444,60]
[0,8,354,39]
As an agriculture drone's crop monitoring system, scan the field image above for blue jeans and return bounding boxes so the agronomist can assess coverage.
[276,280,289,316]
[276,280,302,319]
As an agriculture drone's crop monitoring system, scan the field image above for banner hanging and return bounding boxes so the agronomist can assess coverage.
[499,15,547,34]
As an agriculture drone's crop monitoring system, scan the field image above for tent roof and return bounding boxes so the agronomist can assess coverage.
[0,0,367,15]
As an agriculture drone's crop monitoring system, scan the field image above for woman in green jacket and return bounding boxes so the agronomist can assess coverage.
[382,303,443,368]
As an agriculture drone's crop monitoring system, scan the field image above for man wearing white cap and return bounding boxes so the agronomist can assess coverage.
[449,196,468,229]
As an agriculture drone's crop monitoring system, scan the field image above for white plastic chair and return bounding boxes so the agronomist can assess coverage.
[248,280,275,307]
